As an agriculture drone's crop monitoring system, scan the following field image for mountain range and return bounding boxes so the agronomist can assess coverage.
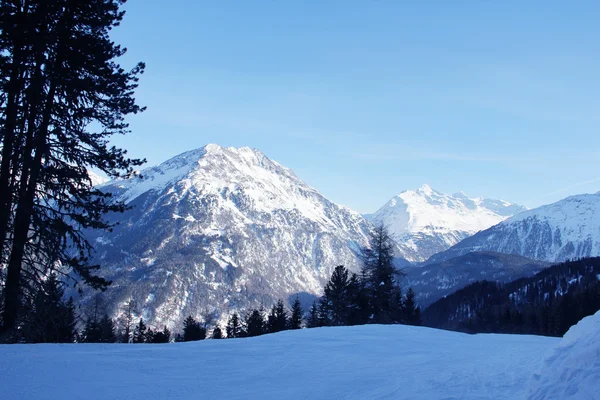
[83,144,600,328]
[365,185,526,262]
[426,192,600,264]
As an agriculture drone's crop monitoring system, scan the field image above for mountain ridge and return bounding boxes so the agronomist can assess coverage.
[425,192,600,264]
[365,184,527,262]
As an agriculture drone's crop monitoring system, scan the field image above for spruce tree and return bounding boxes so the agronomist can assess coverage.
[402,288,421,326]
[0,0,146,339]
[226,313,242,339]
[150,326,170,343]
[133,319,147,343]
[289,296,303,329]
[267,300,287,333]
[118,299,135,343]
[307,302,320,328]
[22,273,77,343]
[359,224,403,323]
[245,309,266,337]
[182,315,206,341]
[211,326,223,339]
[323,265,353,325]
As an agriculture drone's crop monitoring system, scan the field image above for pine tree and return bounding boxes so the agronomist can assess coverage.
[21,273,77,343]
[267,300,287,333]
[307,302,320,328]
[211,326,223,339]
[245,309,266,337]
[133,319,147,343]
[323,265,354,325]
[0,0,146,339]
[150,326,170,343]
[359,224,403,323]
[289,296,303,329]
[182,315,206,341]
[402,288,421,326]
[226,313,242,339]
[118,299,135,343]
[317,298,331,327]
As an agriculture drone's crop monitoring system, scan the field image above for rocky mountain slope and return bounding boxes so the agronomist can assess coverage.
[85,144,374,328]
[426,192,600,264]
[366,185,526,262]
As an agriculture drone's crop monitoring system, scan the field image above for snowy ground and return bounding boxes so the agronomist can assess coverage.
[0,316,598,400]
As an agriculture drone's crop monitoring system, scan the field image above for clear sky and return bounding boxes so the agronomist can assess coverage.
[109,1,600,213]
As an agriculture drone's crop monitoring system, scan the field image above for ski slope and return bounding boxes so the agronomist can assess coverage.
[0,318,598,400]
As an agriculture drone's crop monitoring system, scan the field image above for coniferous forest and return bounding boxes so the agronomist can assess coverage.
[422,257,600,337]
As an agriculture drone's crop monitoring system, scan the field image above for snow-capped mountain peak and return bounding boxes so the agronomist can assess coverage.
[426,192,600,264]
[87,144,374,328]
[366,185,526,262]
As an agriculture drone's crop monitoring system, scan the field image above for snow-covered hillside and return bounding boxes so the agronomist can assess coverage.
[527,309,600,399]
[427,192,600,264]
[0,324,561,400]
[366,185,526,261]
[86,144,374,328]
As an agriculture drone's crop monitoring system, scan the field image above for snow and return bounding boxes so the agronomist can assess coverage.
[434,192,600,263]
[367,184,526,261]
[0,324,562,400]
[371,184,525,238]
[527,310,600,399]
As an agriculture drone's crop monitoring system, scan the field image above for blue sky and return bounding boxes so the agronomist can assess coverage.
[109,1,600,213]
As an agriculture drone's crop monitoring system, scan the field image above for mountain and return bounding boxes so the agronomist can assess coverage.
[426,192,600,264]
[403,251,547,308]
[365,185,526,262]
[85,144,373,328]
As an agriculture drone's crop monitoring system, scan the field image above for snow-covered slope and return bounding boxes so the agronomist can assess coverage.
[366,184,526,262]
[427,192,600,264]
[85,144,374,328]
[0,325,559,400]
[527,309,600,399]
[88,170,109,187]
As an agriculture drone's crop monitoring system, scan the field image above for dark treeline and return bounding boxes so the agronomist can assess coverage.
[422,257,600,337]
[14,225,421,343]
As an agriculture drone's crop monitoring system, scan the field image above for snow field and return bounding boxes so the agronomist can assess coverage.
[1,324,560,400]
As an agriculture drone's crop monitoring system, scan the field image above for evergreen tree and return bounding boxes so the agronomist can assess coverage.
[133,319,147,343]
[245,309,266,337]
[289,296,303,329]
[118,299,135,343]
[182,315,206,341]
[317,298,331,327]
[307,302,320,328]
[267,300,287,333]
[81,314,116,343]
[0,0,146,339]
[21,273,77,343]
[226,313,242,339]
[402,288,421,326]
[359,224,403,323]
[144,327,155,344]
[346,273,370,325]
[150,326,170,343]
[322,265,354,325]
[211,326,223,339]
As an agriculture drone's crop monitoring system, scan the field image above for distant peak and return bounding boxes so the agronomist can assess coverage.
[204,143,223,152]
[417,184,434,195]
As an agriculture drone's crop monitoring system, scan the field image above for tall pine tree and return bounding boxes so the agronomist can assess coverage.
[289,296,303,329]
[359,224,403,324]
[0,0,145,340]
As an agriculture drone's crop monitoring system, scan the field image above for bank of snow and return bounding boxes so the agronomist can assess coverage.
[527,309,600,399]
[0,324,562,400]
